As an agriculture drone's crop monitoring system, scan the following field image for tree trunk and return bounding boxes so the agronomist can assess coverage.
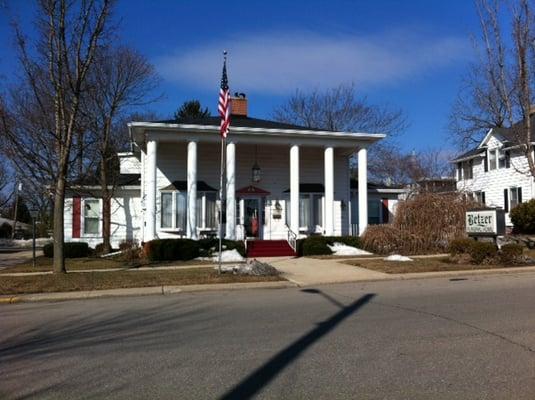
[53,174,66,273]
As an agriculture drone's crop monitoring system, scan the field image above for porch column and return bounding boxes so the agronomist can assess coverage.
[358,147,368,235]
[324,146,334,236]
[187,141,197,239]
[290,145,300,235]
[145,139,157,241]
[225,141,236,239]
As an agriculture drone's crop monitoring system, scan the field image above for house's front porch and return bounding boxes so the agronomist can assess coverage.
[128,114,384,247]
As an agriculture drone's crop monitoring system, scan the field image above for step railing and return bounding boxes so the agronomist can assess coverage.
[286,225,298,252]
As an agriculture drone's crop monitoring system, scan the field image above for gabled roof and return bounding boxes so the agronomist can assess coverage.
[236,185,271,195]
[450,147,485,163]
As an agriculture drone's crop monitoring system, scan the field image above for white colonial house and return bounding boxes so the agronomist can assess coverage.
[64,97,404,255]
[453,126,535,226]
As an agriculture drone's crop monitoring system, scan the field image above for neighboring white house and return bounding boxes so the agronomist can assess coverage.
[64,96,394,252]
[452,126,535,226]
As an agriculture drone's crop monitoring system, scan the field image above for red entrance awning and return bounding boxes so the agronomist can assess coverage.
[236,185,271,196]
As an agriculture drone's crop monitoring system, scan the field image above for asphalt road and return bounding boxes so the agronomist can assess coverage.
[2,273,535,399]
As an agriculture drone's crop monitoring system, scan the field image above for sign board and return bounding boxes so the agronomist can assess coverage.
[465,209,505,236]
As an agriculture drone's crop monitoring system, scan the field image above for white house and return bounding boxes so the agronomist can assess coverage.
[453,126,535,226]
[64,96,395,255]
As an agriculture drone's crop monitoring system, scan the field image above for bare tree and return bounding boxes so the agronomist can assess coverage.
[450,0,535,178]
[83,46,158,253]
[0,0,114,273]
[273,83,409,183]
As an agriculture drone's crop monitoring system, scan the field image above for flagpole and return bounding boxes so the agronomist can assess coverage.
[218,135,226,275]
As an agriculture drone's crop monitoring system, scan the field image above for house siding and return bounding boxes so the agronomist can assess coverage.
[456,135,534,225]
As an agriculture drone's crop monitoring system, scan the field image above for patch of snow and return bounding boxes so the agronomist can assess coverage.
[0,238,52,248]
[384,254,413,262]
[327,242,372,256]
[196,249,245,263]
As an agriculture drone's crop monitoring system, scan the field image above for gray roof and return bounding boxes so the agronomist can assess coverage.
[161,181,217,192]
[149,115,326,132]
[451,147,485,163]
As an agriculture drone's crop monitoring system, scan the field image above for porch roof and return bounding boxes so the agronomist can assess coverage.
[161,180,217,192]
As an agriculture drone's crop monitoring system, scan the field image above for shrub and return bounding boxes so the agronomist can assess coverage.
[43,242,90,258]
[499,243,524,264]
[299,236,362,256]
[302,236,332,256]
[361,193,480,255]
[0,222,12,239]
[448,238,475,255]
[143,239,200,262]
[468,241,497,264]
[510,199,535,234]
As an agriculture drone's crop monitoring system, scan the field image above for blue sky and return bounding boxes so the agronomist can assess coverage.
[0,0,480,153]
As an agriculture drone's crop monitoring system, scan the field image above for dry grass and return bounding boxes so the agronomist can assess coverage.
[345,257,533,274]
[0,268,283,295]
[0,256,216,274]
[362,193,480,255]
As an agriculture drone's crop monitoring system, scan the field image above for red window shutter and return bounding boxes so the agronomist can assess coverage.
[381,198,389,223]
[72,197,81,238]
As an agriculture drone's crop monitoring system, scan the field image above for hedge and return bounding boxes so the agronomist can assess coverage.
[143,238,246,262]
[297,236,361,257]
[510,199,535,234]
[43,242,90,258]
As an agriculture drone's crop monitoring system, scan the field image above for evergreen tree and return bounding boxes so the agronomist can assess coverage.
[174,100,210,120]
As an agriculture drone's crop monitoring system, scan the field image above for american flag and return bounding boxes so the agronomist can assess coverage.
[218,56,230,138]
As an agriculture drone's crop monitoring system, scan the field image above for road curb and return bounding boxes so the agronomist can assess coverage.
[0,280,297,304]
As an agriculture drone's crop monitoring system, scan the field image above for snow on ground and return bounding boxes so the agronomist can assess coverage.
[384,254,413,262]
[327,242,372,256]
[197,249,245,263]
[0,238,52,248]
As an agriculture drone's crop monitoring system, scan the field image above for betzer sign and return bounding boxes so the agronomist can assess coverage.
[465,209,505,236]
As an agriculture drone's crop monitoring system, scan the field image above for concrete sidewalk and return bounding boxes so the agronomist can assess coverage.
[260,256,389,285]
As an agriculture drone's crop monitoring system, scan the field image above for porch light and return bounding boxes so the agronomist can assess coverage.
[252,161,261,183]
[252,145,261,183]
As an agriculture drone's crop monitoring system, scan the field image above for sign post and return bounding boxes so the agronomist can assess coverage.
[29,208,39,268]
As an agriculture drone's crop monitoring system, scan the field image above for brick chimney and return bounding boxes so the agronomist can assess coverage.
[231,93,247,117]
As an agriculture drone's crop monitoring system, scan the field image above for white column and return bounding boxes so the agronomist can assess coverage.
[187,141,197,239]
[358,147,368,236]
[290,145,300,235]
[324,146,334,236]
[225,142,236,239]
[145,139,157,241]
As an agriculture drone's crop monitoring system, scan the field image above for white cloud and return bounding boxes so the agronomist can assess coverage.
[156,30,470,94]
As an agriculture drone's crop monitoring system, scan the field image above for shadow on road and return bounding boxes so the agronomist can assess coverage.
[219,291,375,400]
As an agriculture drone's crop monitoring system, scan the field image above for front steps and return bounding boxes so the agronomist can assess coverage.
[246,240,296,258]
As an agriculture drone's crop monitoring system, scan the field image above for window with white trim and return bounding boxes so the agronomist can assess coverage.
[83,199,101,235]
[160,190,216,231]
[488,148,497,170]
[286,193,324,231]
[510,187,521,209]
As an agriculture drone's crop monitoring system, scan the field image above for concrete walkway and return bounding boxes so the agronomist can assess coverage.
[260,256,389,286]
[0,249,39,270]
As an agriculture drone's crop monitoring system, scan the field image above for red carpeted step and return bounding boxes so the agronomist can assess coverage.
[246,240,296,257]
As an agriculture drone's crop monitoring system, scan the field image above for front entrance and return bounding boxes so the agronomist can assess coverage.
[244,198,262,238]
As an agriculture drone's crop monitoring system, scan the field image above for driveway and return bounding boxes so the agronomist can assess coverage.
[0,249,38,270]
